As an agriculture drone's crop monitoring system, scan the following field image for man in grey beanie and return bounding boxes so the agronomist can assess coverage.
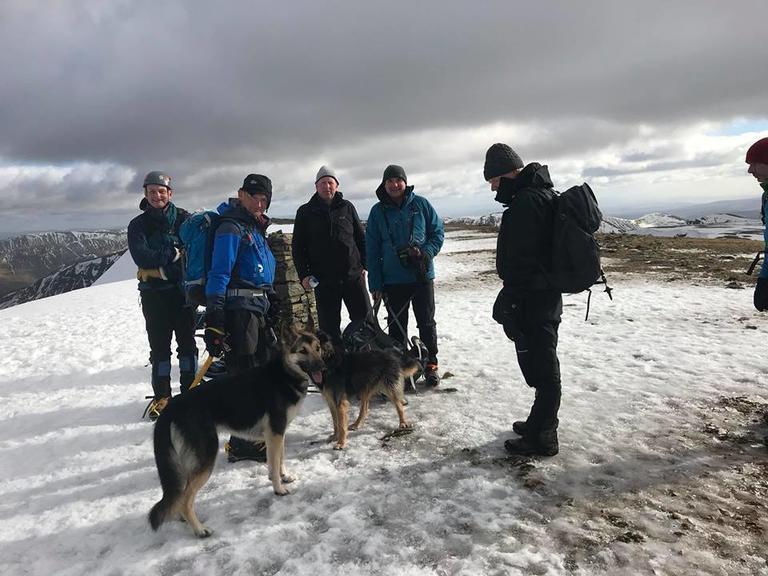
[485,143,563,457]
[292,165,370,342]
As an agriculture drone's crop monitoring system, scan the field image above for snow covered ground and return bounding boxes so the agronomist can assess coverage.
[1,230,768,575]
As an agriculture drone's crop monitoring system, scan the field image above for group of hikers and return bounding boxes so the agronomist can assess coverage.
[126,136,768,460]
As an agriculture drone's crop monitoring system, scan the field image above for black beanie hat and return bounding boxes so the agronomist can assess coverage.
[241,174,273,208]
[483,143,524,181]
[382,164,407,184]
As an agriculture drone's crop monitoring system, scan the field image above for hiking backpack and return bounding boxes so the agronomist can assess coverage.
[547,183,605,294]
[178,211,245,306]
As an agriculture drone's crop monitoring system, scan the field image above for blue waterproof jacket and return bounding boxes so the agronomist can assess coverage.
[366,185,444,291]
[205,199,276,314]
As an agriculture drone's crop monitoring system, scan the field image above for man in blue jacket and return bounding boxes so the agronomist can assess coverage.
[203,173,278,461]
[366,165,445,386]
[746,137,768,311]
[127,171,198,420]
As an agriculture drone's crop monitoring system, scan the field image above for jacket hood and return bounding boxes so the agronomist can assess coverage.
[494,162,553,205]
[219,198,271,233]
[375,183,414,206]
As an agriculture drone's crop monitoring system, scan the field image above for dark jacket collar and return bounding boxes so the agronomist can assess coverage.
[375,183,414,207]
[494,162,553,206]
[307,190,345,210]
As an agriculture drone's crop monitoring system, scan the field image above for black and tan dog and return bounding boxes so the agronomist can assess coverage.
[148,326,324,538]
[318,335,420,450]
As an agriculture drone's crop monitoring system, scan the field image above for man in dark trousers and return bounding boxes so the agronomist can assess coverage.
[365,164,444,387]
[746,137,768,311]
[203,173,278,462]
[484,143,562,456]
[127,171,198,420]
[292,165,370,342]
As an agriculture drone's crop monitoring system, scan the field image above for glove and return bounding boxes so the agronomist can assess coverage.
[204,310,226,357]
[204,327,226,358]
[407,246,424,261]
[266,291,282,328]
[137,268,165,282]
[492,287,522,341]
[754,277,768,311]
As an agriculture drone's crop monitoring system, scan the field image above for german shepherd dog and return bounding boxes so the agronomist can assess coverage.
[148,326,324,538]
[318,334,420,450]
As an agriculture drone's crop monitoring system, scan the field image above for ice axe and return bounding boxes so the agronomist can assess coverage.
[189,354,215,389]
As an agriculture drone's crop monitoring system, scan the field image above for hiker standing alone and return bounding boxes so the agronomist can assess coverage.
[127,171,198,420]
[203,174,279,462]
[746,137,768,312]
[365,164,444,387]
[484,144,562,456]
[292,166,370,343]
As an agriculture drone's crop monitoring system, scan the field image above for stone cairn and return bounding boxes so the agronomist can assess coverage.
[267,231,318,330]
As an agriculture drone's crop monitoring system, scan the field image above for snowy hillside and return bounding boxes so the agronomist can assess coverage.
[1,230,767,575]
[687,213,752,226]
[598,216,638,234]
[633,213,688,228]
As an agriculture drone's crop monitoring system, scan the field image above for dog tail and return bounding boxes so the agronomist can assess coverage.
[149,413,183,531]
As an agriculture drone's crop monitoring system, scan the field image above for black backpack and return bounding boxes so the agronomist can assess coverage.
[547,183,605,294]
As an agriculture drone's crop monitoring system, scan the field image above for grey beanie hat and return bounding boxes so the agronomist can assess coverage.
[483,143,524,180]
[315,165,339,185]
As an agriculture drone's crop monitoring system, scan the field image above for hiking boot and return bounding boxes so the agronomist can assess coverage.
[145,397,169,421]
[504,429,559,457]
[225,436,267,463]
[512,420,528,436]
[424,364,440,388]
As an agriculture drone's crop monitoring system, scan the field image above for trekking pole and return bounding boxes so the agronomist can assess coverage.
[381,293,419,392]
[746,251,764,276]
[189,354,215,389]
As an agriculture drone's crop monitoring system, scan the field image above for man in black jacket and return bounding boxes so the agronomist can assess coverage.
[292,166,370,342]
[485,144,562,456]
[127,171,198,420]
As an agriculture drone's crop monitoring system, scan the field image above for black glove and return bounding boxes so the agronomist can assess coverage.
[204,309,226,357]
[755,277,768,311]
[266,290,281,328]
[493,287,522,341]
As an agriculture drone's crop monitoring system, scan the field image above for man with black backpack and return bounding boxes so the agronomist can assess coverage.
[127,171,198,421]
[203,173,279,462]
[484,144,563,457]
[292,166,370,343]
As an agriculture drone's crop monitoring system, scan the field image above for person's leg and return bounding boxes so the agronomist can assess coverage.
[314,281,344,343]
[169,289,199,393]
[410,281,438,365]
[223,308,267,462]
[382,284,413,348]
[141,290,173,400]
[341,274,372,324]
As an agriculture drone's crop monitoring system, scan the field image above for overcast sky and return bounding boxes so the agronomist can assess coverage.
[1,0,767,235]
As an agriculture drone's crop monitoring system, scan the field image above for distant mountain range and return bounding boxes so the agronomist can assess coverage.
[0,251,125,309]
[0,230,127,297]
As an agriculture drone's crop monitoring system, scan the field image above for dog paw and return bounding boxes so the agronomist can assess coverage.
[281,473,296,483]
[399,421,413,429]
[348,423,359,431]
[195,526,213,538]
[333,442,347,450]
[274,485,291,496]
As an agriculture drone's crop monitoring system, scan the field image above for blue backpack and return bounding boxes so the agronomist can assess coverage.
[178,211,244,306]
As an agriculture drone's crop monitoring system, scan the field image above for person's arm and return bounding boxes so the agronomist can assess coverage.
[421,198,445,259]
[291,207,312,283]
[365,206,384,292]
[350,203,367,270]
[127,218,177,269]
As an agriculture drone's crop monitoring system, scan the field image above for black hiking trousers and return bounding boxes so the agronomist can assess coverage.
[383,280,438,365]
[314,274,371,343]
[140,287,198,399]
[509,290,563,433]
[224,308,278,374]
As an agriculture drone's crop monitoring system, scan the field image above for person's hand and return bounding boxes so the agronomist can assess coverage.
[204,327,226,357]
[407,246,424,261]
[301,276,313,291]
[755,277,768,311]
[136,268,164,282]
[371,290,382,304]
